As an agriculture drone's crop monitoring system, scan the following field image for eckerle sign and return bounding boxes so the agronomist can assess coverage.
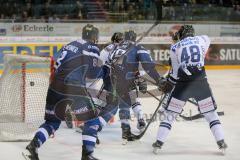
[11,24,54,32]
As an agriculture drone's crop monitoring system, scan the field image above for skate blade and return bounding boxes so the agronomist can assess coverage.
[220,148,226,155]
[22,152,30,160]
[122,139,128,145]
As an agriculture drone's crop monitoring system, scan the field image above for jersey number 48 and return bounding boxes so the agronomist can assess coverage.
[181,45,201,64]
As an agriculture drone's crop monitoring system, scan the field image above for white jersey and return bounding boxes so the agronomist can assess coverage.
[169,35,210,80]
[99,43,118,65]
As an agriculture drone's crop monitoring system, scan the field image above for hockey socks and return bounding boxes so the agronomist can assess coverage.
[82,119,102,155]
[203,111,225,142]
[132,99,144,120]
[34,121,60,147]
[156,110,176,143]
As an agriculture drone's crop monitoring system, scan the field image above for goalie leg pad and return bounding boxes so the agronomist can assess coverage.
[132,98,144,120]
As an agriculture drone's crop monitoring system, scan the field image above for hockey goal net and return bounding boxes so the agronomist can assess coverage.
[0,54,53,141]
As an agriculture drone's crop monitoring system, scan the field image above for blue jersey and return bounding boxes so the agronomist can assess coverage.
[110,40,160,90]
[52,39,102,90]
[112,41,159,81]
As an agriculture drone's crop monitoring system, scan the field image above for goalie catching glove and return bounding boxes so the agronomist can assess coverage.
[158,77,174,93]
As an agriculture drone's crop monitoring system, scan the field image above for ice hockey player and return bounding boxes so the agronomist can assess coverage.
[107,30,172,143]
[23,24,103,160]
[77,32,148,152]
[101,32,147,132]
[152,25,228,154]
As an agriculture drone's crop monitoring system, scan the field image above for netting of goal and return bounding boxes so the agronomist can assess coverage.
[0,54,53,141]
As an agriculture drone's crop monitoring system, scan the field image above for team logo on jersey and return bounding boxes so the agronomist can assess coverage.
[74,106,89,114]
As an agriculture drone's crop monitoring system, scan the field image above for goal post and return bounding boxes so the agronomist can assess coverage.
[0,54,52,141]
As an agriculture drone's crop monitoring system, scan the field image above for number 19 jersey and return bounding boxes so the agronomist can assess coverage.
[170,35,210,81]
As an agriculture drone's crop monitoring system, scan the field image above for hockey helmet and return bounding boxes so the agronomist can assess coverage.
[124,30,137,42]
[177,25,195,40]
[82,24,99,43]
[111,32,124,43]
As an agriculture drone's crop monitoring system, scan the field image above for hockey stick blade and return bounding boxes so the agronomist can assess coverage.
[132,94,167,140]
[180,111,225,121]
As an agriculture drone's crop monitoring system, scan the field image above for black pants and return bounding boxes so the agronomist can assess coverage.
[165,79,217,114]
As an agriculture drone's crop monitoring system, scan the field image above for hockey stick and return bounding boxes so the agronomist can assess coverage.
[179,111,225,121]
[88,1,161,88]
[145,87,224,121]
[132,94,167,140]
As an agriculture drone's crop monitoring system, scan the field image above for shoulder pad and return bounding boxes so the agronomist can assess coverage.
[86,43,100,52]
[76,39,87,44]
[171,44,177,52]
[105,44,115,52]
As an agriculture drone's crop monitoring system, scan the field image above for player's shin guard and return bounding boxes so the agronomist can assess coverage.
[203,111,225,141]
[34,121,61,147]
[153,110,176,153]
[156,110,176,143]
[82,118,101,157]
[203,111,227,153]
[132,100,146,131]
[23,121,61,160]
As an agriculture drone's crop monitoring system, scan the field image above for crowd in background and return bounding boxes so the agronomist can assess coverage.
[0,0,239,22]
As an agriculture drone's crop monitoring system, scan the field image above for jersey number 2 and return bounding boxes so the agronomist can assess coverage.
[181,45,200,63]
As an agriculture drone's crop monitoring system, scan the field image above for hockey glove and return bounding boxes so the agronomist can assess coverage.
[158,77,174,94]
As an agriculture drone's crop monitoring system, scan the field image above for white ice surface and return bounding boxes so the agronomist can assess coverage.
[0,70,240,160]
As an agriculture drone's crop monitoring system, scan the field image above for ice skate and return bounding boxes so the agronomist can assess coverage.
[217,140,227,155]
[22,137,39,160]
[81,145,99,160]
[152,140,163,154]
[121,124,136,145]
[76,124,84,133]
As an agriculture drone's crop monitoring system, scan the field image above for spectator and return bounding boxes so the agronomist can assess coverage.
[21,10,29,22]
[48,14,60,22]
[40,2,52,18]
[128,4,137,20]
[25,2,33,18]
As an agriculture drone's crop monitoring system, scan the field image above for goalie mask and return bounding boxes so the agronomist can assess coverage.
[176,25,195,41]
[124,30,137,42]
[82,24,99,43]
[111,32,124,43]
